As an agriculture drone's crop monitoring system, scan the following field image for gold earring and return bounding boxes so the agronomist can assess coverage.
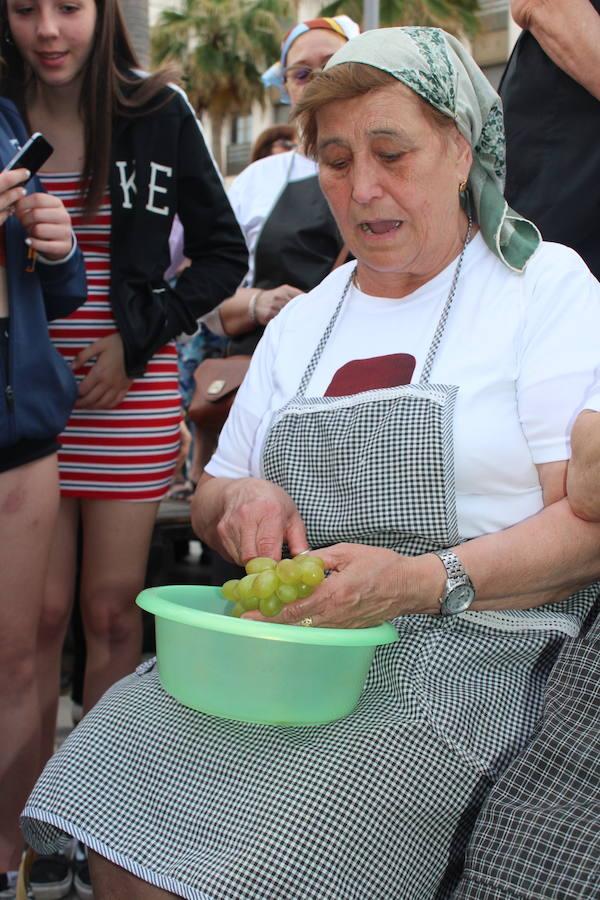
[459,179,468,193]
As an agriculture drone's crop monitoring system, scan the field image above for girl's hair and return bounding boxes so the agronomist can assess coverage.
[295,63,455,160]
[0,0,178,215]
[251,124,297,163]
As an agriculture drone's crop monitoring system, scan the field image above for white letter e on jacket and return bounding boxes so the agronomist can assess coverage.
[115,161,173,215]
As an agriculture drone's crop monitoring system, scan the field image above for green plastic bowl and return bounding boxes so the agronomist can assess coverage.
[137,585,397,726]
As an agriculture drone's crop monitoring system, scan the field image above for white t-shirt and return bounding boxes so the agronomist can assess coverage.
[206,236,600,539]
[228,151,319,287]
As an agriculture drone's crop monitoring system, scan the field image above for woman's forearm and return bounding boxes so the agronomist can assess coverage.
[218,288,257,336]
[512,0,600,99]
[439,497,600,611]
[567,410,600,521]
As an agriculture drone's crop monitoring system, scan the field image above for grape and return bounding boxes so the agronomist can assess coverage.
[297,559,325,587]
[221,555,326,617]
[245,557,277,575]
[254,570,279,600]
[222,579,241,601]
[276,559,302,585]
[259,595,283,617]
[240,593,260,612]
[238,575,260,610]
[276,583,298,605]
[238,573,258,601]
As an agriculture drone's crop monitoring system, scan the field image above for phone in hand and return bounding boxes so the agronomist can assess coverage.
[4,133,54,184]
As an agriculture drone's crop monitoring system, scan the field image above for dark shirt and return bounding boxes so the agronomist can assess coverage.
[500,2,600,278]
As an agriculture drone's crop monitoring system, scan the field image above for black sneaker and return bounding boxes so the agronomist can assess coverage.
[73,844,92,900]
[28,854,72,900]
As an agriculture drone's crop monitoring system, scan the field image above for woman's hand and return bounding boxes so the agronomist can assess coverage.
[253,284,302,326]
[73,333,132,409]
[14,190,73,260]
[245,543,444,628]
[0,168,28,226]
[196,476,308,565]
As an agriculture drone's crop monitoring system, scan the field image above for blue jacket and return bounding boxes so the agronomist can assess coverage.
[0,98,86,450]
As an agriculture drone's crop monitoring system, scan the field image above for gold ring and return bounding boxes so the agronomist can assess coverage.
[300,616,313,627]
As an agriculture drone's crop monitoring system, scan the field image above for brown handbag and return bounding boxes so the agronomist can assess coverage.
[188,354,251,430]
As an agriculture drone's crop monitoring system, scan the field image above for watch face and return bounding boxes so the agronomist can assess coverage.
[443,584,475,616]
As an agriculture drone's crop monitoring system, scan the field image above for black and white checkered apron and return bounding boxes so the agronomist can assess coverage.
[22,271,599,900]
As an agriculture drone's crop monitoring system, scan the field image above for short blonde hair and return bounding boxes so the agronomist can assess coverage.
[295,63,456,159]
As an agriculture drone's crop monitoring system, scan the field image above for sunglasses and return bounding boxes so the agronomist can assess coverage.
[283,64,322,85]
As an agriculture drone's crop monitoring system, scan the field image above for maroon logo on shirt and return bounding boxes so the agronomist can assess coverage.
[325,353,417,396]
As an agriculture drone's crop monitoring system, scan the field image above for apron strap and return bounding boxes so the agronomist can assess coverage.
[297,270,354,397]
[419,217,473,384]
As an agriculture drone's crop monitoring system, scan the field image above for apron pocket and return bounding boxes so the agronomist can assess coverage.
[415,619,565,777]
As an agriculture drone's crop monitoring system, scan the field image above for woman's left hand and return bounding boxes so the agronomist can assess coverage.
[244,543,443,628]
[14,191,73,260]
[73,334,132,409]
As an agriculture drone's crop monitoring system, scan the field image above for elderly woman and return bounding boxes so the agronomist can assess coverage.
[22,27,600,900]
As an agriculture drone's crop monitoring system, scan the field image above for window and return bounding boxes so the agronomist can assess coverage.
[230,114,253,145]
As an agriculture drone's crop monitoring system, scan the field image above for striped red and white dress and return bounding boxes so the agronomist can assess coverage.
[43,174,181,501]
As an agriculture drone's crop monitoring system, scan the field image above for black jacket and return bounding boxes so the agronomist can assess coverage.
[0,98,87,450]
[500,1,600,278]
[108,82,248,376]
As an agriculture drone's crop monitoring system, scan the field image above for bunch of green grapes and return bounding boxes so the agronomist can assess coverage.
[221,555,325,618]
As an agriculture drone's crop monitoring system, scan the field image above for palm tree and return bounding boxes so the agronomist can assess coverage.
[321,0,479,36]
[152,0,291,170]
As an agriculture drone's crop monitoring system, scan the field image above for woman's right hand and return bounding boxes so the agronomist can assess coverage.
[194,476,308,565]
[254,284,302,326]
[0,168,28,226]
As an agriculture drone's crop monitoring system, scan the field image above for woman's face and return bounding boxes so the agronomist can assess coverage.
[316,83,473,295]
[284,29,347,109]
[7,0,97,91]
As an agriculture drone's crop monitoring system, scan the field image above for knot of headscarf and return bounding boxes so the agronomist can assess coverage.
[325,26,541,272]
[262,16,360,105]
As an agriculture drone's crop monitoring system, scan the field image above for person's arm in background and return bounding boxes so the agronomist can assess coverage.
[203,158,302,339]
[212,285,303,337]
[512,0,600,99]
[568,410,600,521]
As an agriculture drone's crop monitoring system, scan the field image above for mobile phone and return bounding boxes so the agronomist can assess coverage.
[4,133,54,183]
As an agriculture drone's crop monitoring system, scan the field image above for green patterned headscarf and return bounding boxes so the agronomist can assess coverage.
[325,26,541,272]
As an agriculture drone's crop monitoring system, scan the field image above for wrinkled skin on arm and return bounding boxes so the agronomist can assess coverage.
[568,410,600,521]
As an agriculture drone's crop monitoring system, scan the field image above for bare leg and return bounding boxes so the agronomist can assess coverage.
[88,851,180,899]
[0,455,60,870]
[37,496,79,770]
[80,499,159,711]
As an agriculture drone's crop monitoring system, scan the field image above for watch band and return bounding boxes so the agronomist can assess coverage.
[432,549,475,615]
[433,549,468,583]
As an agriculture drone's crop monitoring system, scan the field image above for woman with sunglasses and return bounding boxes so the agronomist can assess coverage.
[203,16,359,352]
